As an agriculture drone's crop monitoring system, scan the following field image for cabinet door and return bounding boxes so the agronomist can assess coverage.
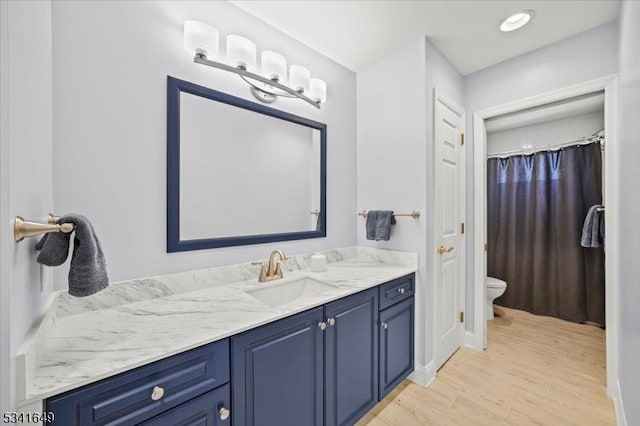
[141,384,230,426]
[232,307,324,426]
[379,297,415,399]
[324,288,378,426]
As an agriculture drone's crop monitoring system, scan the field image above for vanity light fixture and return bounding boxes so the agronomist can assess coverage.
[261,51,287,82]
[183,20,326,109]
[289,65,311,93]
[184,20,219,58]
[499,10,534,32]
[227,35,257,70]
[310,79,327,104]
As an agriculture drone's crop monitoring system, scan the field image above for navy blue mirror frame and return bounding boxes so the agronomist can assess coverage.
[167,76,327,252]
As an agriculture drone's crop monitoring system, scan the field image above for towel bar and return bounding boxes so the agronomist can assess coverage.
[358,210,421,219]
[14,213,74,242]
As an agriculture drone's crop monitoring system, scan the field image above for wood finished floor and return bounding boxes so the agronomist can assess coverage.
[357,306,614,426]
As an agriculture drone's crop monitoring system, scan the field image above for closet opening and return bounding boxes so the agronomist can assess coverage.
[471,76,619,397]
[486,91,605,327]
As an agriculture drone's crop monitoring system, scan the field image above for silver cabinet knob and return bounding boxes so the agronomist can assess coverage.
[318,321,327,330]
[151,385,165,401]
[397,288,405,294]
[327,318,335,326]
[382,322,389,330]
[219,407,230,421]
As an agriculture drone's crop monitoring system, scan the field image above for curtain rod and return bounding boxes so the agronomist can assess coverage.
[487,131,604,159]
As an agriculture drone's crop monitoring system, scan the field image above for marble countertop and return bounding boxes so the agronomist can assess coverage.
[18,247,417,405]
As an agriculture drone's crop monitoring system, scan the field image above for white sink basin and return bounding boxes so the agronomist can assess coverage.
[246,277,336,307]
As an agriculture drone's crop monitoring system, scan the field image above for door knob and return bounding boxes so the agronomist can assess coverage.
[327,318,335,326]
[318,321,327,330]
[437,245,454,254]
[382,322,389,330]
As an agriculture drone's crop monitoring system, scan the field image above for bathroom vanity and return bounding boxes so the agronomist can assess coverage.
[233,274,414,426]
[16,247,417,426]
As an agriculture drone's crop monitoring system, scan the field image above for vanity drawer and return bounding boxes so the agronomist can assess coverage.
[46,339,229,426]
[141,383,230,426]
[379,274,414,310]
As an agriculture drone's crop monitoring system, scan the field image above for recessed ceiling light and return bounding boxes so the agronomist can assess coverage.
[500,10,534,32]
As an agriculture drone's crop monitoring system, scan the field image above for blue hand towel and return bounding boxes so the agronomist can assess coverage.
[36,214,109,297]
[581,205,604,248]
[366,210,396,241]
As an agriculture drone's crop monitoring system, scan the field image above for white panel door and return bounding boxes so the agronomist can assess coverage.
[434,89,465,371]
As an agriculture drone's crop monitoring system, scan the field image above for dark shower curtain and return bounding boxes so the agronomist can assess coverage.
[487,142,605,326]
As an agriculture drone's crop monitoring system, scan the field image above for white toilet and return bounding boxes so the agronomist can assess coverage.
[486,277,507,320]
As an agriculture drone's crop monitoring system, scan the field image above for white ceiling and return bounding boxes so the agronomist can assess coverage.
[230,0,619,75]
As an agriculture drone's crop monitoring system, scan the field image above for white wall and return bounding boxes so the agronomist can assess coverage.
[616,1,640,423]
[51,0,356,285]
[463,21,619,332]
[357,37,463,372]
[487,111,604,156]
[357,38,427,369]
[0,0,54,411]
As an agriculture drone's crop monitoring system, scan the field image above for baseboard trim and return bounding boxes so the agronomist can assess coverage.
[614,380,627,426]
[463,330,483,350]
[408,361,435,386]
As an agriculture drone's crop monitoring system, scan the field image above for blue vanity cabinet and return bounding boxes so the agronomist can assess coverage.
[45,339,229,426]
[379,296,415,399]
[141,384,230,426]
[231,307,325,426]
[379,274,414,310]
[231,275,415,426]
[324,288,379,426]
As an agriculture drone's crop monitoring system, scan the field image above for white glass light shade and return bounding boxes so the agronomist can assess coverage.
[184,21,219,58]
[289,65,311,93]
[261,51,287,82]
[309,79,327,103]
[227,35,257,70]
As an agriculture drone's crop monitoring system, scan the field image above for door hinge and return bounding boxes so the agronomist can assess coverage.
[460,133,465,146]
[460,312,464,323]
[461,223,465,234]
[484,243,488,252]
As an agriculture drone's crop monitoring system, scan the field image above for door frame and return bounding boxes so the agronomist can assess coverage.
[432,88,466,370]
[0,0,11,412]
[471,75,619,396]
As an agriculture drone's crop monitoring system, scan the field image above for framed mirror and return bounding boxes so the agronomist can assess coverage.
[167,76,327,252]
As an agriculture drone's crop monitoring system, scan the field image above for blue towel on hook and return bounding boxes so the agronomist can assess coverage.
[36,214,109,297]
[366,210,396,241]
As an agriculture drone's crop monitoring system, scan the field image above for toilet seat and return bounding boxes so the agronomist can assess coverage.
[487,277,507,289]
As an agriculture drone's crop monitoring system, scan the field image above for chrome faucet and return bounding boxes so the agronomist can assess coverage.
[252,250,288,282]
